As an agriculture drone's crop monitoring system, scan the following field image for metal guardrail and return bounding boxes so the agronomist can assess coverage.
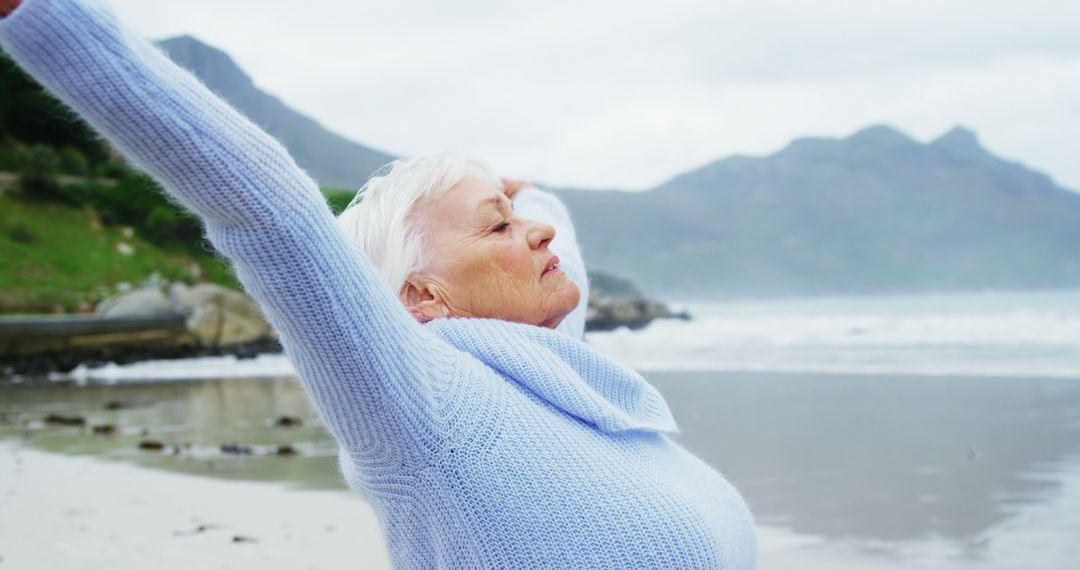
[0,314,187,337]
[0,314,192,358]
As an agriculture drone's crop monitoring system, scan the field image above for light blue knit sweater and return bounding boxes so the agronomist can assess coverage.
[0,0,756,567]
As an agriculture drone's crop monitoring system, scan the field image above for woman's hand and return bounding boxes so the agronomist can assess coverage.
[0,0,21,17]
[501,177,533,200]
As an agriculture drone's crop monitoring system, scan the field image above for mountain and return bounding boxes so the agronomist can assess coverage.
[554,125,1080,297]
[153,38,1080,298]
[156,36,395,190]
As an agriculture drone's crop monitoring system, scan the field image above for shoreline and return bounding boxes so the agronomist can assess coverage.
[2,436,1076,569]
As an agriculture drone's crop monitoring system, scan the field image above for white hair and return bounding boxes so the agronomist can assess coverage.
[336,153,502,295]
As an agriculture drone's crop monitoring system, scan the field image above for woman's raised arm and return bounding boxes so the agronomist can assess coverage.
[0,0,459,462]
[504,180,590,339]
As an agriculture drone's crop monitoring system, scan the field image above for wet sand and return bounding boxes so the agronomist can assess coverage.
[3,370,1080,568]
[3,435,1078,569]
[0,441,390,569]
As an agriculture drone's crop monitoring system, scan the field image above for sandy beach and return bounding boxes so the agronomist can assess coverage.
[3,433,1078,569]
[0,441,391,569]
[0,439,865,570]
[5,300,1080,570]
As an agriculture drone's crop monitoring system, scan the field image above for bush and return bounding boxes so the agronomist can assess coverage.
[1,52,109,166]
[16,144,60,197]
[0,142,19,171]
[58,179,101,206]
[92,160,127,179]
[59,145,89,176]
[91,170,202,247]
[92,171,164,224]
[145,206,180,238]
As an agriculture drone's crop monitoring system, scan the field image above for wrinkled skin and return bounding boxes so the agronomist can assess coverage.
[399,175,581,329]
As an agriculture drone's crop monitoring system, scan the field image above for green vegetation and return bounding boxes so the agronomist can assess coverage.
[15,144,60,197]
[0,50,358,314]
[323,188,356,215]
[0,54,108,167]
[0,195,235,312]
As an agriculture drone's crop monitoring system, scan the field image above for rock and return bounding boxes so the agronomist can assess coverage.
[94,287,174,318]
[90,281,272,348]
[174,523,218,536]
[138,440,165,451]
[232,535,258,544]
[169,283,271,346]
[43,413,86,427]
[91,423,116,435]
[273,444,298,456]
[585,271,690,332]
[103,400,134,410]
[1,335,284,376]
[220,442,253,455]
[273,416,302,428]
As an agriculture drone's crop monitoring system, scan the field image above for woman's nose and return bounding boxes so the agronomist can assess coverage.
[527,219,556,250]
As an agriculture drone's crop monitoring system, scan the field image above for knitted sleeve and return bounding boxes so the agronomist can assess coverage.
[512,187,589,340]
[0,0,460,459]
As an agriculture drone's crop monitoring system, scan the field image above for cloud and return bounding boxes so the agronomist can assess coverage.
[108,0,1080,190]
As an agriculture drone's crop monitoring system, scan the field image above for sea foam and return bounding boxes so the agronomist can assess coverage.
[59,290,1080,382]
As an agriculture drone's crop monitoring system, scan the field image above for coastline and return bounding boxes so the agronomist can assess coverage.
[4,290,1080,568]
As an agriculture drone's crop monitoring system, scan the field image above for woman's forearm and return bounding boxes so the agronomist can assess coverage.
[0,0,455,458]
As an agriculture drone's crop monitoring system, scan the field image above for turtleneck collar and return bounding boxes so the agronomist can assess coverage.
[425,317,678,435]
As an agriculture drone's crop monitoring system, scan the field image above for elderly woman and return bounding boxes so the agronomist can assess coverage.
[0,0,756,567]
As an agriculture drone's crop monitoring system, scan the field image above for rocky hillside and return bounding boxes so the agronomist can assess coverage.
[159,38,1080,298]
[555,126,1080,296]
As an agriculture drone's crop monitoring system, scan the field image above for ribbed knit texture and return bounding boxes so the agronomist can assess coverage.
[0,1,757,567]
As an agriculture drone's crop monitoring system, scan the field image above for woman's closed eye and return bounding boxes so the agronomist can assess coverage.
[493,221,510,233]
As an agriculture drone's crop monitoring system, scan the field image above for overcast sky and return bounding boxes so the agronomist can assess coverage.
[107,0,1079,191]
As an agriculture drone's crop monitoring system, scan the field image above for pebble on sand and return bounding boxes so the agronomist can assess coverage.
[138,440,165,451]
[273,416,303,428]
[92,423,116,435]
[44,414,86,427]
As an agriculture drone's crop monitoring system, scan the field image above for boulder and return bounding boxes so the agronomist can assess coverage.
[95,287,174,318]
[586,292,682,332]
[168,283,271,346]
[584,271,691,332]
[93,282,271,347]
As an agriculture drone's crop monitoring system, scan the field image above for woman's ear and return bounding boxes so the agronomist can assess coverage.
[399,276,451,322]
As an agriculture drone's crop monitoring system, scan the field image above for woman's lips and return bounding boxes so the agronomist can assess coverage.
[541,255,561,278]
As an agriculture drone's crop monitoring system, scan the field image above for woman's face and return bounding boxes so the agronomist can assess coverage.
[400,175,581,328]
